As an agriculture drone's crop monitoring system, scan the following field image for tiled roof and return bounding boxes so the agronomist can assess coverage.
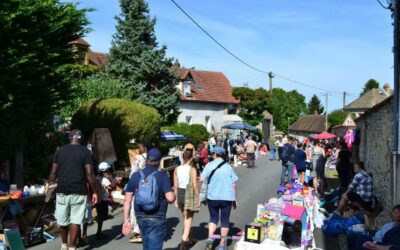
[343,88,391,112]
[88,50,108,68]
[68,38,90,47]
[356,95,393,121]
[289,115,326,133]
[179,68,239,104]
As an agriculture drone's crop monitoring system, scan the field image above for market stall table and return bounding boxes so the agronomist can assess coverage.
[0,194,46,226]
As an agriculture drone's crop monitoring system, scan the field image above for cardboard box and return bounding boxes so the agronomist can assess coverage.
[244,223,265,244]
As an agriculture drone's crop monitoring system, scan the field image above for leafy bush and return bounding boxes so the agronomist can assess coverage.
[72,98,161,166]
[162,123,209,148]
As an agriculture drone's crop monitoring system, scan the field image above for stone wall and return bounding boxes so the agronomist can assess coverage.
[356,99,393,213]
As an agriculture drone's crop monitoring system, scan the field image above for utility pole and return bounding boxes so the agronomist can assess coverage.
[322,92,329,131]
[393,0,400,206]
[343,91,347,108]
[268,72,274,93]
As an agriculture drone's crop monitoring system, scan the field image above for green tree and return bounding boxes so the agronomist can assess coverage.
[0,0,90,161]
[360,79,379,96]
[106,0,180,124]
[267,88,307,133]
[232,87,269,125]
[328,109,350,130]
[307,94,324,114]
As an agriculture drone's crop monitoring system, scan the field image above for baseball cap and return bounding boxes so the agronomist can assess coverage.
[147,148,162,165]
[213,146,226,154]
[69,129,82,140]
[99,162,111,172]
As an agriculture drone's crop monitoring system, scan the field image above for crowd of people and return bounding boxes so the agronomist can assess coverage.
[48,130,239,250]
[47,129,399,250]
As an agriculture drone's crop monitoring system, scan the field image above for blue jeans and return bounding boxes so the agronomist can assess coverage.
[270,148,276,160]
[137,218,166,250]
[280,161,294,185]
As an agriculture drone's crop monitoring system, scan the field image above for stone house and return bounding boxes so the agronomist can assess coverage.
[176,67,240,133]
[343,86,392,116]
[356,96,400,213]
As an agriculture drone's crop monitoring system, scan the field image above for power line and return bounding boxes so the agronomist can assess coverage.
[376,0,392,9]
[273,73,342,94]
[170,0,357,95]
[169,0,267,74]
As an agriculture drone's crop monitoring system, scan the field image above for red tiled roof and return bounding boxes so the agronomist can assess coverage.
[179,68,239,104]
[88,50,108,68]
[68,38,90,47]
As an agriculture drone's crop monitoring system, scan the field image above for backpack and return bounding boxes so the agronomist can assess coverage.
[135,170,160,211]
[281,144,294,162]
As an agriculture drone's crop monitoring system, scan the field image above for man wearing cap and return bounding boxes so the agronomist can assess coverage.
[200,147,239,250]
[122,148,176,250]
[48,129,99,250]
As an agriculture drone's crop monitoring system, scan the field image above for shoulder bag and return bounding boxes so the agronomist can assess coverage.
[184,167,199,212]
[199,161,225,204]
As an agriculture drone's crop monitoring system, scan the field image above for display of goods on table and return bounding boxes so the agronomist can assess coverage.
[243,182,316,249]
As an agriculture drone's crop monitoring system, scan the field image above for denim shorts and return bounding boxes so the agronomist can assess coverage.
[55,193,87,226]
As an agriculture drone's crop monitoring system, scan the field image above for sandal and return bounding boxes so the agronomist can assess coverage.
[129,233,142,243]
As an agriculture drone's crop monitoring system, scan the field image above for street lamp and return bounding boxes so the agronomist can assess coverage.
[287,117,290,134]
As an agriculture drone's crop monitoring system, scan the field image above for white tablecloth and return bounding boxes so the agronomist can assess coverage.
[235,237,303,250]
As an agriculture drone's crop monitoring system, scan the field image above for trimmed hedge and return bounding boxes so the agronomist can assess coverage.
[72,98,161,166]
[161,123,209,149]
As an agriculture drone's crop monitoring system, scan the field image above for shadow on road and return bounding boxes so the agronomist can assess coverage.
[84,224,123,249]
[165,217,180,241]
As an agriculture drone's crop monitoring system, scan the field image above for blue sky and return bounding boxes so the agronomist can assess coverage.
[69,0,393,112]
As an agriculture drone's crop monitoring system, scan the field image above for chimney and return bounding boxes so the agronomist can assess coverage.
[383,83,392,96]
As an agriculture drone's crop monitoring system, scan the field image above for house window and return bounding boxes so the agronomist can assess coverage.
[186,116,192,125]
[183,80,191,96]
[205,116,211,131]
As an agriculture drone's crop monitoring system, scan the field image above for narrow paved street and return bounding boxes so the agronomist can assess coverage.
[31,156,321,250]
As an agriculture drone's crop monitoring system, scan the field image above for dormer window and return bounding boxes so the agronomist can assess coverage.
[183,80,191,96]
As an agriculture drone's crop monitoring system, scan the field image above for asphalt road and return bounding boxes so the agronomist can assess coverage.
[31,156,331,250]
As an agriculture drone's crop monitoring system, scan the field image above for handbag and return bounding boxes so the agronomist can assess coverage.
[184,168,199,212]
[199,161,225,204]
[306,160,313,171]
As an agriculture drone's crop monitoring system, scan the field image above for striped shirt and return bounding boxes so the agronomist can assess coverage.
[349,170,373,202]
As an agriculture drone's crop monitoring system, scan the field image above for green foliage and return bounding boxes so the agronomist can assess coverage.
[0,0,91,161]
[328,109,350,130]
[162,123,209,148]
[71,98,162,166]
[232,87,270,125]
[58,73,133,119]
[23,132,69,184]
[267,88,307,133]
[360,79,379,96]
[106,0,180,124]
[307,94,324,114]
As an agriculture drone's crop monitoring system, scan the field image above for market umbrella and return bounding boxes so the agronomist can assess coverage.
[221,122,258,131]
[160,131,186,141]
[314,131,336,140]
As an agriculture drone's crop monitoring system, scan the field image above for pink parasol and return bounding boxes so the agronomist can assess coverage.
[314,131,336,140]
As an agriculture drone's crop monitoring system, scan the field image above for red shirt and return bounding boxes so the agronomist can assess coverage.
[199,147,209,164]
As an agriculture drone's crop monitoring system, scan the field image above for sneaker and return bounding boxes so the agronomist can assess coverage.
[61,244,68,250]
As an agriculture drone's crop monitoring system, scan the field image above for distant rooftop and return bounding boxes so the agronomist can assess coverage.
[343,88,391,113]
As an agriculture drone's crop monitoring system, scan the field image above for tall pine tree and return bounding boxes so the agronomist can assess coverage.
[106,0,180,123]
[307,94,324,114]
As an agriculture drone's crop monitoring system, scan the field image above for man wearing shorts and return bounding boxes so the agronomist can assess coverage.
[48,130,98,250]
[332,161,373,216]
